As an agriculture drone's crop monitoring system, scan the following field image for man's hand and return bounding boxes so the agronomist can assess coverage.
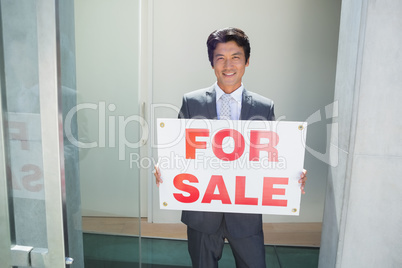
[298,169,307,194]
[153,164,163,187]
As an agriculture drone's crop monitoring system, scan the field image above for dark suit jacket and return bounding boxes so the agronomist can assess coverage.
[178,85,275,239]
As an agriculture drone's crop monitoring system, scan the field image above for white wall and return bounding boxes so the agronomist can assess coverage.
[151,0,341,223]
[75,0,141,217]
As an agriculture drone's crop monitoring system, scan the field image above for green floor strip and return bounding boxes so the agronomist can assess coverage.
[83,233,319,268]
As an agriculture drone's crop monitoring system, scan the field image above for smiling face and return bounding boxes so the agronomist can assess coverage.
[212,41,250,94]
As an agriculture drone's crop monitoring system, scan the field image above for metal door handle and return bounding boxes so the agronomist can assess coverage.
[66,257,74,265]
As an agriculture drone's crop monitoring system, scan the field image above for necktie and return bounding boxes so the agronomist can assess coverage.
[220,94,232,120]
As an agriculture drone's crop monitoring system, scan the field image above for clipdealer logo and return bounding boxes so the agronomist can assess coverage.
[64,101,338,167]
[64,101,149,160]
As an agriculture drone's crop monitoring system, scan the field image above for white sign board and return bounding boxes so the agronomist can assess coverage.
[157,118,307,216]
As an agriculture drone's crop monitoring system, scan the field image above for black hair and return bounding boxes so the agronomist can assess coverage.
[207,27,251,67]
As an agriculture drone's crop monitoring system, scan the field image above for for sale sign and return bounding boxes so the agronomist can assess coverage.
[157,118,307,216]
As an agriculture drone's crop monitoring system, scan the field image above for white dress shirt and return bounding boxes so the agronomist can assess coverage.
[215,82,243,120]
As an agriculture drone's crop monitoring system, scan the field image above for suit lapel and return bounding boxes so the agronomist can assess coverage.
[206,86,217,119]
[240,89,252,120]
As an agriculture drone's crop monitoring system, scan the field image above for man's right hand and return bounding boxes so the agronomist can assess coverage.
[153,164,163,187]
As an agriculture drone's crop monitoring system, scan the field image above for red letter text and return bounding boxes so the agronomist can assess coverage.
[201,175,231,204]
[235,176,258,205]
[173,173,200,203]
[186,129,209,159]
[249,130,279,162]
[212,129,245,161]
[262,177,288,207]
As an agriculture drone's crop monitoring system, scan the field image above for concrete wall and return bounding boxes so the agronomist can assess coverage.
[319,0,402,267]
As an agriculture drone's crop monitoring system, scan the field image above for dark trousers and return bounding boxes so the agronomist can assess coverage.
[187,217,266,268]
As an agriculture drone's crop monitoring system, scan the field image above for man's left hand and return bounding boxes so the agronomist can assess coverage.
[299,169,307,194]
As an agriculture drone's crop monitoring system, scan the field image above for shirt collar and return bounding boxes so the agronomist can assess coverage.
[215,82,244,103]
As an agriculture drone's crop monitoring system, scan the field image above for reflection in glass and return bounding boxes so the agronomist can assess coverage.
[74,0,141,265]
[1,1,84,266]
[2,0,48,250]
[59,0,85,266]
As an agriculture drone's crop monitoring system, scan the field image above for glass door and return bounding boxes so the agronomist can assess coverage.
[0,0,78,267]
[74,0,142,266]
[1,0,142,267]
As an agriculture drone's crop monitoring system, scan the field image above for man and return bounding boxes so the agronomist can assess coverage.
[155,27,307,268]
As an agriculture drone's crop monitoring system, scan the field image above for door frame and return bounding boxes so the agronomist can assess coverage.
[0,0,69,266]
